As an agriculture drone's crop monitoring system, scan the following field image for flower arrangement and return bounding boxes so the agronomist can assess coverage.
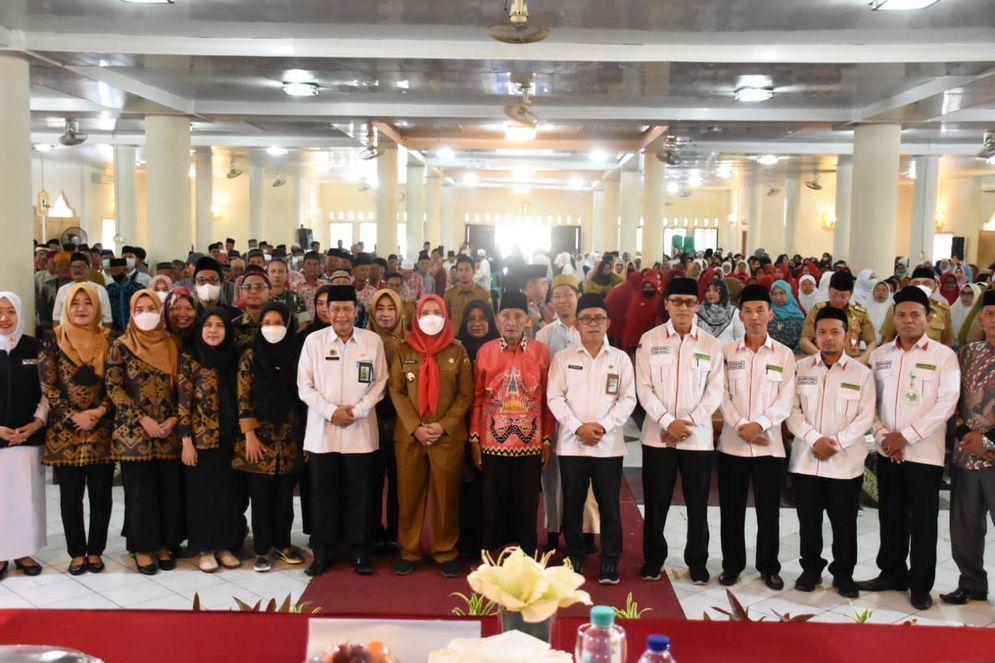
[466,547,592,623]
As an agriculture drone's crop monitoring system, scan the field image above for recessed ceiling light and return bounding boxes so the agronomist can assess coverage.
[735,86,774,103]
[987,156,995,166]
[688,170,703,188]
[716,164,734,179]
[666,181,679,194]
[282,82,319,97]
[512,166,535,178]
[869,0,940,10]
[513,184,531,195]
[569,177,584,190]
[505,123,537,142]
[463,173,479,187]
[266,146,288,157]
[436,147,455,160]
[756,154,780,166]
[33,144,54,153]
[589,149,609,163]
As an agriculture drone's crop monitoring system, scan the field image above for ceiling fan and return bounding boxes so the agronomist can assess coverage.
[503,73,540,127]
[978,131,995,160]
[226,158,244,179]
[766,181,781,197]
[488,0,549,44]
[804,172,823,190]
[272,174,287,188]
[655,136,686,165]
[59,120,88,147]
[358,125,384,161]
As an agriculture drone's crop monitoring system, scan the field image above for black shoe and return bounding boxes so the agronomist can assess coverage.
[393,559,416,576]
[305,560,329,577]
[156,554,176,571]
[353,556,374,576]
[718,571,739,586]
[86,558,105,574]
[584,533,599,555]
[689,567,710,585]
[439,560,462,578]
[762,573,784,591]
[0,561,6,581]
[543,532,560,553]
[640,563,662,581]
[68,560,86,576]
[794,571,821,592]
[910,591,933,611]
[14,559,42,577]
[833,577,859,599]
[373,541,401,556]
[939,587,988,605]
[568,555,585,575]
[135,559,158,576]
[855,575,907,592]
[598,559,620,585]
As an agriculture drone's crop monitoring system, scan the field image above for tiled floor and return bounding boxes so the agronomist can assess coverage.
[2,441,993,629]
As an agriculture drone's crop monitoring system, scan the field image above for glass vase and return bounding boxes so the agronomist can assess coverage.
[496,606,556,644]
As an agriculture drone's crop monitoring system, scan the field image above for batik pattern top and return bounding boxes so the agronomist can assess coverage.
[956,340,995,470]
[40,343,113,466]
[232,348,302,476]
[105,341,180,461]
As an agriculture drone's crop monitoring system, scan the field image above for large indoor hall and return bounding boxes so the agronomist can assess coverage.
[0,1,994,661]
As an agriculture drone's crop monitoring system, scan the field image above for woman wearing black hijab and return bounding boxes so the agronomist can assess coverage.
[177,308,244,572]
[296,284,332,537]
[234,302,305,572]
[454,299,499,557]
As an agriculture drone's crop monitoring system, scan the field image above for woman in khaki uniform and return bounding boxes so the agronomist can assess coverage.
[389,294,474,578]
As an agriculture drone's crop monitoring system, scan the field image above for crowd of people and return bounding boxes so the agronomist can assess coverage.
[1,237,993,614]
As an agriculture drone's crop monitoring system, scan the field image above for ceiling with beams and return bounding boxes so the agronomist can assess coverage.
[2,0,994,191]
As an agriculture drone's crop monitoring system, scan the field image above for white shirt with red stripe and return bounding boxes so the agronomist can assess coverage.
[635,319,724,451]
[868,334,960,468]
[719,334,796,458]
[787,354,875,479]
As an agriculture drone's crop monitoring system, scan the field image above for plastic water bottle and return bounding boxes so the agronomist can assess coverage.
[637,635,676,662]
[574,605,626,663]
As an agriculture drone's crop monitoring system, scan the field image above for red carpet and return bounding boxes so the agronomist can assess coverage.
[299,477,685,620]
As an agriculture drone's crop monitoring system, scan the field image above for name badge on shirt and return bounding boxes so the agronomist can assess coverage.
[726,360,746,371]
[402,359,417,365]
[605,373,620,395]
[798,375,818,386]
[326,348,340,361]
[357,361,373,384]
[568,364,584,371]
[651,346,671,356]
[20,359,38,366]
[693,352,711,369]
[840,382,861,392]
[915,363,936,371]
[875,360,892,372]
[765,364,783,374]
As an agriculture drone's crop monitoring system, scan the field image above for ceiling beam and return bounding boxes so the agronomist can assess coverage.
[29,131,358,148]
[65,65,195,115]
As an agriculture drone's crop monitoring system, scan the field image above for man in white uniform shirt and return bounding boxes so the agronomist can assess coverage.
[298,285,388,577]
[787,306,876,599]
[718,284,796,590]
[856,286,960,610]
[51,252,113,328]
[548,292,636,584]
[635,277,724,584]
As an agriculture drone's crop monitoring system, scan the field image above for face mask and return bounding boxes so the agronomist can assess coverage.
[917,285,933,298]
[417,314,446,336]
[196,283,221,302]
[102,259,111,269]
[261,325,287,344]
[133,311,160,331]
[125,258,136,269]
[155,291,169,303]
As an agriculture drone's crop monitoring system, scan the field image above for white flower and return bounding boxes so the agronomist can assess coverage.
[466,547,592,623]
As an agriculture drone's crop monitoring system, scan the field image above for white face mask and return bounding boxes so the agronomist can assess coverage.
[133,311,160,331]
[196,283,221,302]
[917,284,933,298]
[260,325,287,344]
[155,291,169,303]
[125,257,136,269]
[417,314,446,336]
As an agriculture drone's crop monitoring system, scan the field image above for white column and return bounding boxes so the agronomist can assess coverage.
[145,115,192,262]
[0,54,35,324]
[586,189,600,254]
[783,172,801,254]
[745,166,762,255]
[406,163,425,256]
[641,149,665,265]
[600,175,620,252]
[249,158,264,243]
[194,147,213,253]
[910,155,939,264]
[832,156,853,261]
[849,123,902,278]
[376,142,399,257]
[619,168,641,254]
[441,183,456,251]
[425,172,442,251]
[113,145,139,248]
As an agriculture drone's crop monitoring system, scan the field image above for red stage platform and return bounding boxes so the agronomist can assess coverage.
[1,609,994,663]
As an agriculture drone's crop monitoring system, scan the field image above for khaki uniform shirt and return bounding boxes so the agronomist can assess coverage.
[801,302,876,358]
[388,341,474,443]
[879,299,952,346]
[443,283,492,330]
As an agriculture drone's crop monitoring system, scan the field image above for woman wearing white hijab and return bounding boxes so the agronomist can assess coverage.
[816,270,834,305]
[853,268,877,306]
[797,274,820,314]
[0,292,49,579]
[951,282,982,348]
[863,281,894,344]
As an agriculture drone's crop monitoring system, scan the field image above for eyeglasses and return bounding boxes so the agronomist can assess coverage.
[240,283,269,292]
[667,297,698,308]
[195,276,221,286]
[577,315,608,326]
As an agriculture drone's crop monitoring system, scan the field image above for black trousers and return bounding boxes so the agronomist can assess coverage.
[642,446,713,571]
[245,471,297,556]
[717,453,785,576]
[481,454,542,556]
[371,415,399,544]
[309,451,375,563]
[875,458,942,593]
[457,445,483,558]
[560,455,623,561]
[120,459,184,554]
[792,473,861,580]
[54,463,114,558]
[949,466,995,594]
[185,445,243,553]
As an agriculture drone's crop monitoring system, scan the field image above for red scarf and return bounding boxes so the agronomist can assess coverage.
[404,294,456,417]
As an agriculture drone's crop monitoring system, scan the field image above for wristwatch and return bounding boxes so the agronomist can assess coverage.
[983,438,995,452]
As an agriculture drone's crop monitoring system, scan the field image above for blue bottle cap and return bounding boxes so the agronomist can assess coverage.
[590,605,615,626]
[647,635,670,652]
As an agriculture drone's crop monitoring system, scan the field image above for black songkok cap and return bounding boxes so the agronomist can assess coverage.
[194,256,222,276]
[576,292,607,315]
[829,271,854,292]
[499,290,529,314]
[327,285,357,303]
[739,284,771,305]
[893,285,931,312]
[911,266,937,282]
[664,277,698,298]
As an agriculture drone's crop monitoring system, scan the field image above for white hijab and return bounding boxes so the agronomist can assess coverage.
[816,271,834,305]
[853,269,877,306]
[863,281,893,344]
[798,275,820,313]
[0,291,25,353]
[951,283,982,343]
